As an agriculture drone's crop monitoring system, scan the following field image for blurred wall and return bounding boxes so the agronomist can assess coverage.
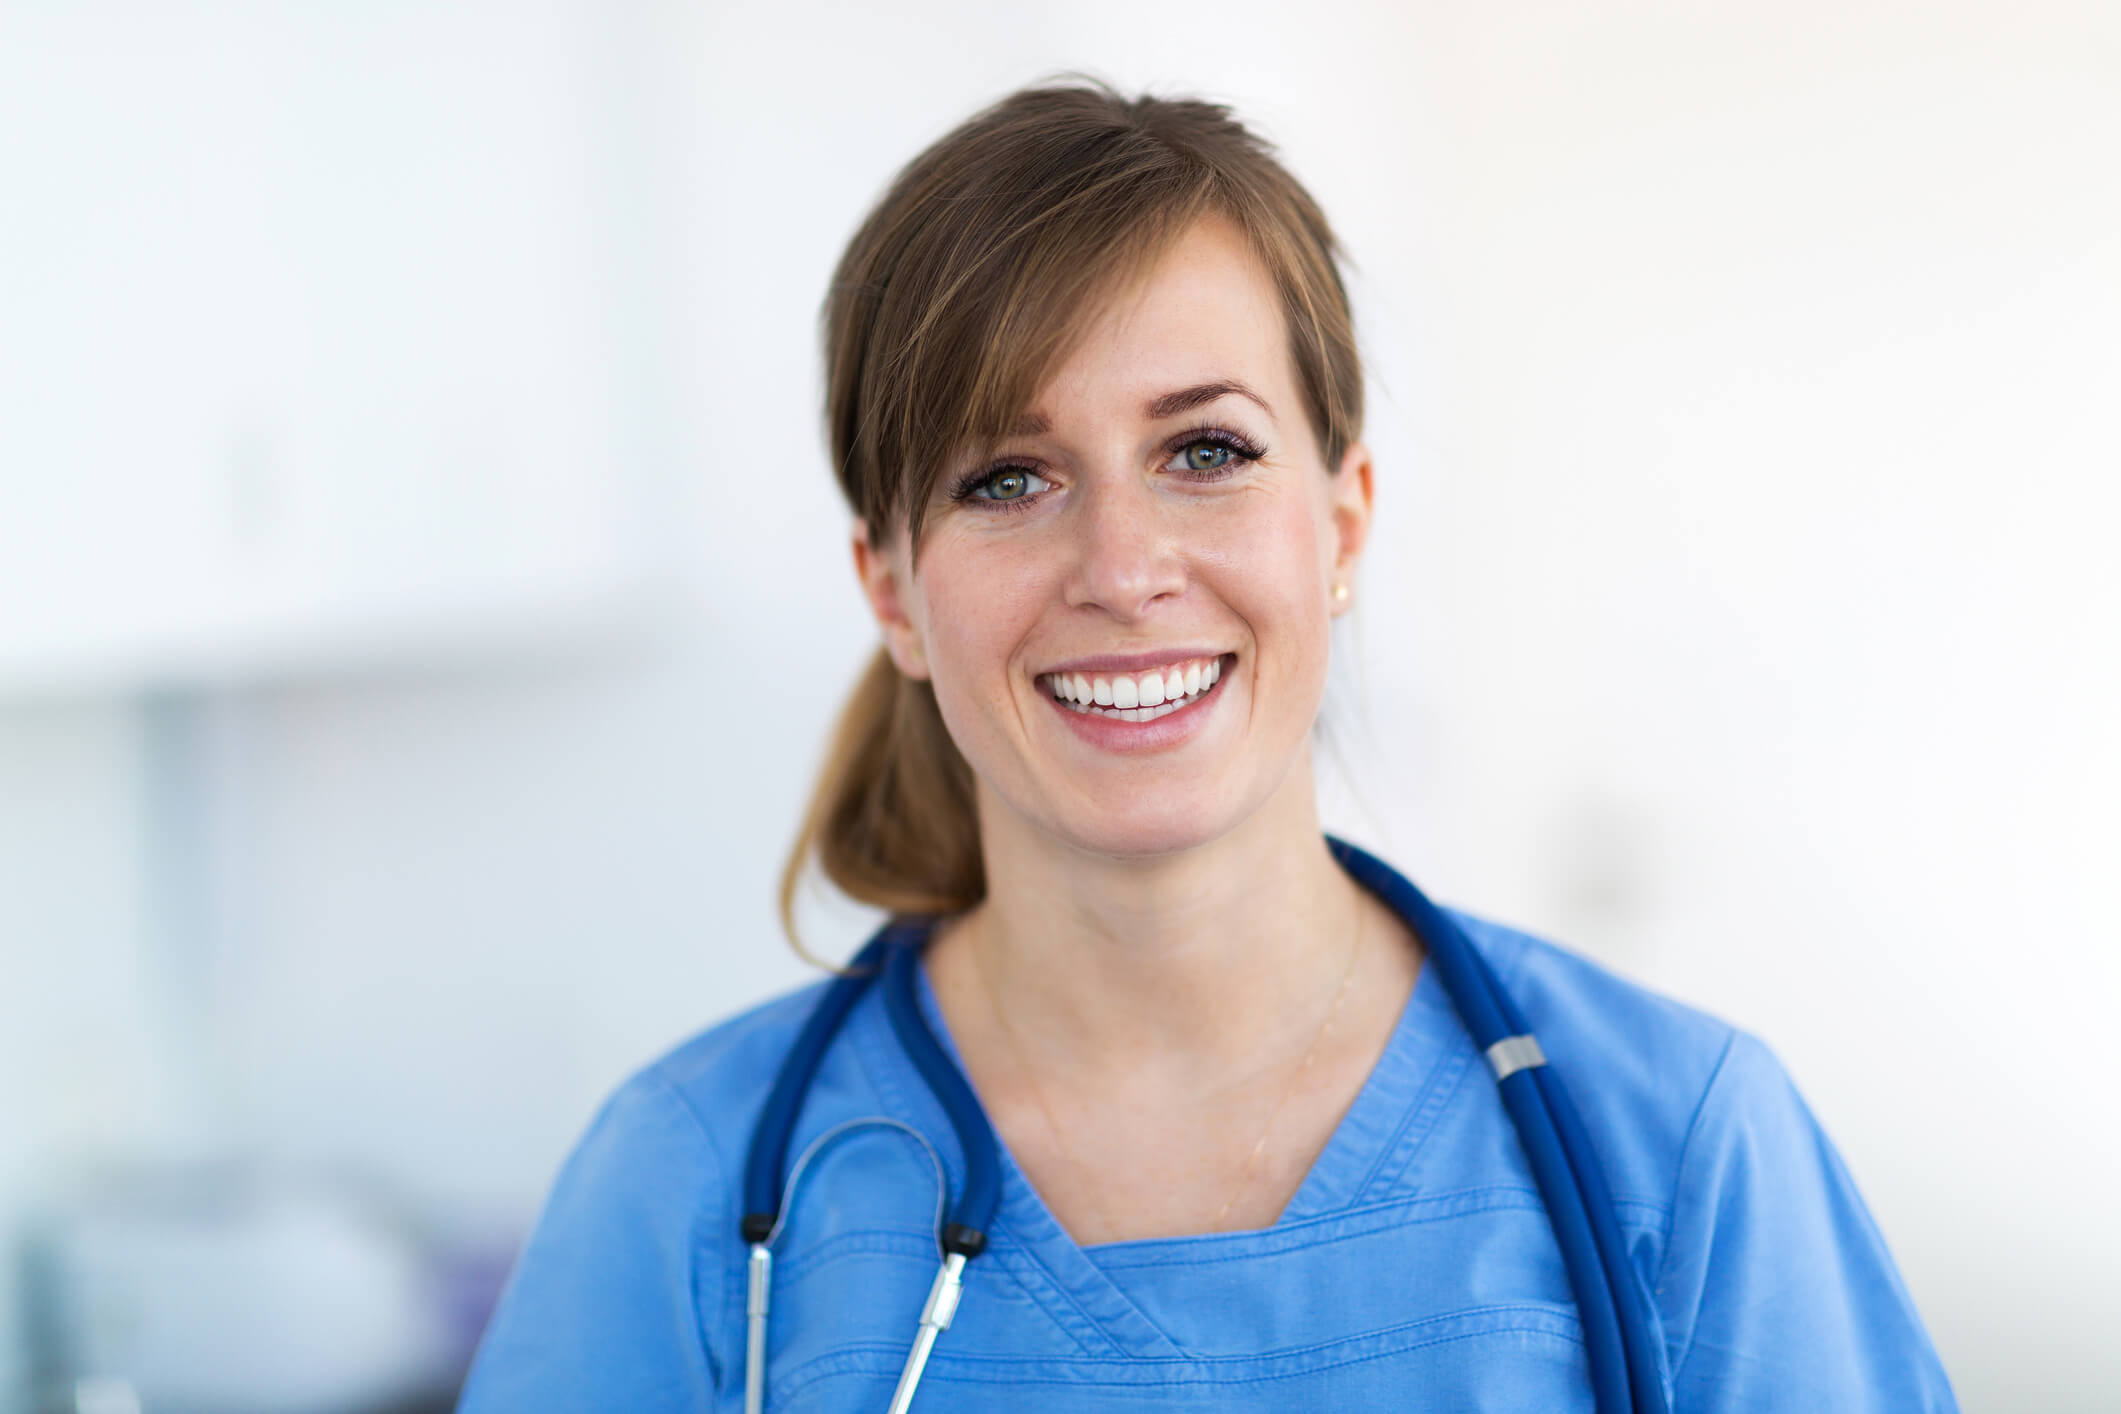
[3,1,2116,1409]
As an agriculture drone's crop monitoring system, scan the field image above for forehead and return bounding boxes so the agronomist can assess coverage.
[1015,215,1289,431]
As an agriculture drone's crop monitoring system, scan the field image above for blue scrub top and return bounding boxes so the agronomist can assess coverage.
[457,901,1958,1412]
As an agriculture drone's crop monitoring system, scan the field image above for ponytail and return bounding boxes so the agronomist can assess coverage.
[777,647,985,966]
[789,79,1364,965]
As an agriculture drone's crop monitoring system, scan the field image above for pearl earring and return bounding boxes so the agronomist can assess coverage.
[1332,583,1351,605]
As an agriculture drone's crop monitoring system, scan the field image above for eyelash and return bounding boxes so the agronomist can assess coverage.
[946,427,1268,514]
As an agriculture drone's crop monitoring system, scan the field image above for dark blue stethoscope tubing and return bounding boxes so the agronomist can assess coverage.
[740,930,898,1226]
[1496,1065,1632,1412]
[1536,1058,1670,1412]
[745,839,1669,1414]
[742,922,1003,1250]
[880,940,1002,1245]
[1327,837,1638,1414]
[1329,835,1669,1414]
[1472,935,1669,1414]
[1475,944,1671,1414]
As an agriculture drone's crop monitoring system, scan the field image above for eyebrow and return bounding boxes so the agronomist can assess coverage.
[1007,379,1275,437]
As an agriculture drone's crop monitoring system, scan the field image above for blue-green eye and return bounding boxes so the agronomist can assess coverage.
[1163,433,1262,476]
[973,467,1049,501]
[945,462,1053,514]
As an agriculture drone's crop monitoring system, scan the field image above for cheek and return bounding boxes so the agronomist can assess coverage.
[1205,494,1332,654]
[915,555,1045,714]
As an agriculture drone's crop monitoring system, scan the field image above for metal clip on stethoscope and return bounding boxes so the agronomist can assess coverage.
[741,835,1672,1414]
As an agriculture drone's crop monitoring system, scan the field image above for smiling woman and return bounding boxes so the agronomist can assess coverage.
[845,208,1371,882]
[456,79,1959,1413]
[789,85,1368,931]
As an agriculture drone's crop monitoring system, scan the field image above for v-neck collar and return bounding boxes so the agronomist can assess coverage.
[845,875,1472,1358]
[914,943,1457,1235]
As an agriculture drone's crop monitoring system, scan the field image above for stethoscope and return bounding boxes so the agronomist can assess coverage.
[741,835,1671,1414]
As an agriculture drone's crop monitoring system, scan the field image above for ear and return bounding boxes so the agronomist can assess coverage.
[1326,441,1375,616]
[850,518,930,679]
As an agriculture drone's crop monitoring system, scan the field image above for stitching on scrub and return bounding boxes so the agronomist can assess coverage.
[1087,1186,1546,1271]
[643,1068,731,1393]
[1085,1184,1671,1274]
[1083,1185,1543,1270]
[771,1228,941,1287]
[1096,1191,1650,1273]
[865,988,1110,1357]
[1353,1039,1474,1201]
[765,1228,1103,1359]
[768,1306,1585,1400]
[847,989,1111,1359]
[989,1211,1133,1357]
[1346,909,1522,1203]
[905,972,1118,1357]
[1651,1026,1739,1389]
[989,1160,1191,1357]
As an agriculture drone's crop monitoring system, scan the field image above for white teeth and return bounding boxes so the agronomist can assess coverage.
[1044,654,1232,722]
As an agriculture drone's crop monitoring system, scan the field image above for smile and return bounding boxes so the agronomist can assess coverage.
[1039,654,1226,723]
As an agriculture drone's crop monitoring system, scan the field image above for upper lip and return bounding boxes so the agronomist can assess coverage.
[1035,648,1233,676]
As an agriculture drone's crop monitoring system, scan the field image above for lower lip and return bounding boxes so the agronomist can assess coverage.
[1041,656,1233,754]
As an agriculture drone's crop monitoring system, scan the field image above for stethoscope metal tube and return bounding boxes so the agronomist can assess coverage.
[885,1251,967,1414]
[743,1245,771,1414]
[741,929,999,1414]
[744,1113,960,1414]
[741,836,1671,1414]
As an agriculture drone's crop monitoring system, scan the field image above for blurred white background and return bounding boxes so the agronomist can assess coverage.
[3,1,2115,1409]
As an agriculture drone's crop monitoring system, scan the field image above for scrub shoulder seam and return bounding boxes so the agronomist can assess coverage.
[1649,1025,1741,1381]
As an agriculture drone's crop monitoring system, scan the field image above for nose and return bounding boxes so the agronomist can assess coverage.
[1061,470,1188,620]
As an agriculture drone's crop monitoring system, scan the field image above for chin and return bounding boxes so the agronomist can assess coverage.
[1042,798,1236,862]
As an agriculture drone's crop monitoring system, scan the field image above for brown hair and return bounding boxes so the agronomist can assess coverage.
[778,77,1365,962]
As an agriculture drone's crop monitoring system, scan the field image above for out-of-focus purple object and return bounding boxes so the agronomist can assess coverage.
[428,1235,522,1376]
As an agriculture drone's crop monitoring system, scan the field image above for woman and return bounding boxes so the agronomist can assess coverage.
[458,81,1957,1411]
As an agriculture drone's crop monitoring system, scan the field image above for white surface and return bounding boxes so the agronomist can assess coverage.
[0,2,644,696]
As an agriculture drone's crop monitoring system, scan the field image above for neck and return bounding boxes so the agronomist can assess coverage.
[933,747,1370,1082]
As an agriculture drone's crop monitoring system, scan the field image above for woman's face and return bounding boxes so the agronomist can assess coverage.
[855,214,1373,860]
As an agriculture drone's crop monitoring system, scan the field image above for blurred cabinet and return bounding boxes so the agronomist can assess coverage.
[0,4,649,695]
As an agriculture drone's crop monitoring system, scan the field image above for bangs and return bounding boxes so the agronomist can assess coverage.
[822,82,1362,564]
[881,171,1219,559]
[923,199,1214,539]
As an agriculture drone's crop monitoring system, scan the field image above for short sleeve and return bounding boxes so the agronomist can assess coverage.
[456,1070,726,1411]
[1653,1030,1958,1412]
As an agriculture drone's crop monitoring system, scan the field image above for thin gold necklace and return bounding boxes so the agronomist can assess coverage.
[1211,898,1364,1227]
[971,926,1127,1242]
[969,895,1367,1239]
